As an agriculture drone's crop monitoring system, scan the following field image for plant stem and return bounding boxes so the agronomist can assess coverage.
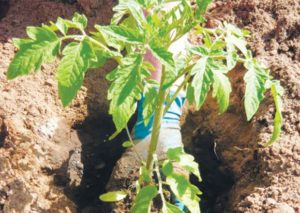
[164,72,191,115]
[125,126,143,162]
[153,154,168,212]
[88,36,111,52]
[146,66,167,170]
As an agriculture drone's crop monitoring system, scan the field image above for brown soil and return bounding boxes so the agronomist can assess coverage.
[0,0,299,213]
[188,1,300,212]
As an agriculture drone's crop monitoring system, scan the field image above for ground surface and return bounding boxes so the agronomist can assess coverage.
[0,0,299,213]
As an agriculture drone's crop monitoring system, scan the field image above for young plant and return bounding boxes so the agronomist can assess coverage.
[7,0,283,212]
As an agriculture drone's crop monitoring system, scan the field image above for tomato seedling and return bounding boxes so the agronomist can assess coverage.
[7,0,283,212]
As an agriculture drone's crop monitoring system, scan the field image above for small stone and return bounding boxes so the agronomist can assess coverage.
[293,168,300,176]
[32,144,44,157]
[272,203,295,213]
[46,191,58,201]
[18,158,31,171]
[45,79,55,86]
[75,160,84,170]
[37,117,59,139]
[265,198,277,206]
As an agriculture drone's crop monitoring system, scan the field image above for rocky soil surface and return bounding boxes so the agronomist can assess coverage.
[0,0,299,213]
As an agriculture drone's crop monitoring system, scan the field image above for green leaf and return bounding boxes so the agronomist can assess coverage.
[190,57,213,110]
[92,29,125,52]
[162,160,173,177]
[98,25,145,44]
[163,56,187,90]
[160,0,196,40]
[142,85,158,126]
[88,47,108,69]
[211,37,226,50]
[196,0,213,14]
[58,77,84,107]
[139,166,151,183]
[131,185,158,213]
[72,12,88,29]
[191,57,207,75]
[108,54,143,133]
[26,26,58,41]
[116,55,143,105]
[225,23,248,56]
[244,60,269,120]
[7,27,60,80]
[112,0,146,28]
[56,17,68,35]
[166,202,184,213]
[166,148,201,181]
[122,141,133,148]
[99,191,127,202]
[149,39,174,68]
[186,83,195,104]
[166,174,201,213]
[190,46,209,56]
[226,41,238,70]
[266,80,284,145]
[56,39,94,106]
[225,23,245,37]
[56,40,92,87]
[109,94,138,133]
[12,38,34,49]
[212,70,232,113]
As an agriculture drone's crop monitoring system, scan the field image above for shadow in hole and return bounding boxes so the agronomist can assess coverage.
[62,63,137,212]
[0,115,8,148]
[185,128,234,213]
[66,115,128,212]
[0,0,9,21]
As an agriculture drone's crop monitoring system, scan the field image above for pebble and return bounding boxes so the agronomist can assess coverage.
[265,198,277,206]
[75,160,84,170]
[272,203,295,213]
[45,79,55,86]
[46,191,58,201]
[293,168,300,176]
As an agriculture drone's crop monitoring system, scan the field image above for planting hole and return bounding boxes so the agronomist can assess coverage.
[188,130,234,213]
[0,0,9,21]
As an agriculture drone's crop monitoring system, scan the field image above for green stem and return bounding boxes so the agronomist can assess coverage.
[62,35,111,52]
[88,36,111,52]
[62,35,84,40]
[212,55,245,63]
[125,126,143,162]
[153,154,168,212]
[146,66,167,170]
[164,63,194,91]
[163,73,191,115]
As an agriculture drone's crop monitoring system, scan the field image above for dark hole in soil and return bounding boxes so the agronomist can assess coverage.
[188,130,234,213]
[63,115,132,212]
[62,113,234,212]
[0,0,9,21]
[0,120,8,148]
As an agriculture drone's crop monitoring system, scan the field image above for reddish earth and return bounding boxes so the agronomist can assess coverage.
[0,0,299,213]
